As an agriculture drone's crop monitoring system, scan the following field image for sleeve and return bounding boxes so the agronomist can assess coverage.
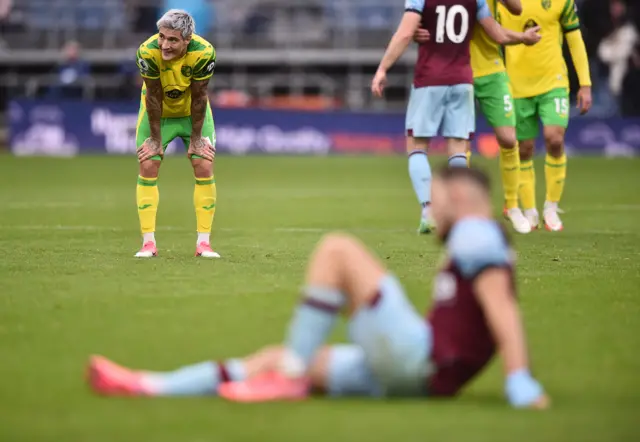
[476,0,492,20]
[405,0,425,14]
[136,46,160,80]
[560,0,580,33]
[448,220,511,279]
[566,29,592,86]
[192,46,216,81]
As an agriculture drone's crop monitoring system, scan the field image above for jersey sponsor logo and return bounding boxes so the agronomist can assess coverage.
[165,89,185,99]
[206,60,215,73]
[181,66,193,77]
[541,0,551,10]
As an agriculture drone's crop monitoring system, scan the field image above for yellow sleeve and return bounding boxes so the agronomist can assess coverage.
[136,46,161,80]
[193,46,216,81]
[565,30,591,87]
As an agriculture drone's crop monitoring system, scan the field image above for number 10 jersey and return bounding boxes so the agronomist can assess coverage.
[405,0,492,88]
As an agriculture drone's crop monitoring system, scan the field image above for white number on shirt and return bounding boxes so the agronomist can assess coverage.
[435,5,470,44]
[554,97,569,115]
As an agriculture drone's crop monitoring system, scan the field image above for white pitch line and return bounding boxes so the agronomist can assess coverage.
[0,225,635,236]
[0,225,411,234]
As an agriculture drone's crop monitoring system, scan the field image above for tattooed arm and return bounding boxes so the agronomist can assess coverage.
[137,77,164,162]
[190,78,209,141]
[145,77,163,143]
[187,78,215,161]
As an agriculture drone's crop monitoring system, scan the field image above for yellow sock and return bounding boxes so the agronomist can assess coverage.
[194,176,216,233]
[137,176,159,234]
[518,159,536,210]
[500,146,520,209]
[545,153,567,203]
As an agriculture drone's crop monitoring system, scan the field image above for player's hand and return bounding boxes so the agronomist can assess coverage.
[522,26,541,46]
[413,27,431,44]
[371,69,387,98]
[576,86,592,115]
[505,369,549,410]
[137,138,163,162]
[188,136,216,161]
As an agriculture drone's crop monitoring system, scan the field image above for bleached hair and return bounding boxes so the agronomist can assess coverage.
[157,9,195,39]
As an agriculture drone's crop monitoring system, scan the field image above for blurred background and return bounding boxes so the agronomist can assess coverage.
[1,0,640,156]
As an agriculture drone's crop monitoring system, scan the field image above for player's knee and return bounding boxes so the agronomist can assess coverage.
[406,136,428,154]
[545,133,564,157]
[496,132,517,150]
[519,141,535,160]
[319,233,354,256]
[318,233,366,266]
[139,160,161,178]
[191,158,213,178]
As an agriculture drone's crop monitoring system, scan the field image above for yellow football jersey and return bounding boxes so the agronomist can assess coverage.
[499,0,580,98]
[471,0,505,78]
[136,33,216,118]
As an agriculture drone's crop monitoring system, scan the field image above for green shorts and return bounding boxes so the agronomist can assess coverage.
[514,88,569,141]
[474,71,516,129]
[135,104,215,161]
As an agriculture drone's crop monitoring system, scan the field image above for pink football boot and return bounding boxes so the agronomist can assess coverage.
[87,355,151,396]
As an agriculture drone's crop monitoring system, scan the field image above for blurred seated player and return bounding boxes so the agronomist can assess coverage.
[88,167,549,409]
[371,0,540,234]
[134,9,219,258]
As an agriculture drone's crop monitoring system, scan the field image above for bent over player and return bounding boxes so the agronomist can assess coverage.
[500,0,592,231]
[88,167,549,409]
[371,0,540,234]
[134,9,220,258]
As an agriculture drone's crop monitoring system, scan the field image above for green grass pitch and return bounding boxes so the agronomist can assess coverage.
[0,154,638,442]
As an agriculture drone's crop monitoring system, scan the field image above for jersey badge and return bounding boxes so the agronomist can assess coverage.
[181,66,193,77]
[541,0,551,10]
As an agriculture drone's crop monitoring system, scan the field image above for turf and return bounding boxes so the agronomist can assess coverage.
[0,154,638,442]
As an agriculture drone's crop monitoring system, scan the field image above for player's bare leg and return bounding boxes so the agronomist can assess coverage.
[191,157,220,258]
[495,126,530,234]
[518,139,539,230]
[446,138,469,168]
[135,159,162,257]
[219,233,389,402]
[542,126,567,231]
[407,136,435,234]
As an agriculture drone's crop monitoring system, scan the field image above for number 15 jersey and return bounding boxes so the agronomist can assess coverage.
[405,0,492,88]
